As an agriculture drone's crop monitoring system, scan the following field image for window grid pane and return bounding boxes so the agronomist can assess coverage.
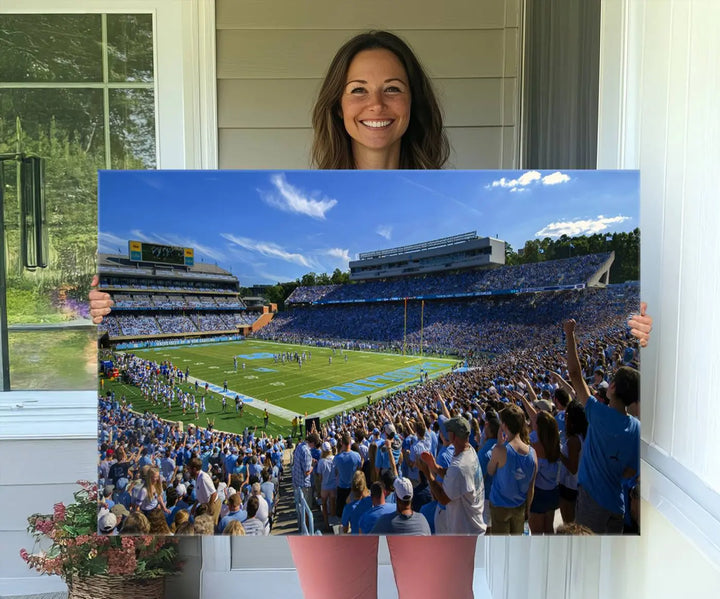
[0,14,103,83]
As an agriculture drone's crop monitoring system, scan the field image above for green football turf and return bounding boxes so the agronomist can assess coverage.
[102,339,457,436]
[103,377,292,439]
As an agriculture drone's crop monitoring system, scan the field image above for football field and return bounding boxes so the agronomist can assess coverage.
[103,339,457,436]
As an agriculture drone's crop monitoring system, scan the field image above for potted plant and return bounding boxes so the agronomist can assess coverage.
[20,480,182,599]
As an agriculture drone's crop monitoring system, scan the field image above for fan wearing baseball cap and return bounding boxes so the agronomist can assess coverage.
[369,476,431,535]
[98,509,118,535]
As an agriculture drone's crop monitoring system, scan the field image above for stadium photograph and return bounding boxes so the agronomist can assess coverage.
[96,169,642,536]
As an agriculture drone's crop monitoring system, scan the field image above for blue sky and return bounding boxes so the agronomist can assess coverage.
[98,169,639,286]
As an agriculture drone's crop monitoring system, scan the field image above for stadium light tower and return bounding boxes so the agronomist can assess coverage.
[0,153,48,391]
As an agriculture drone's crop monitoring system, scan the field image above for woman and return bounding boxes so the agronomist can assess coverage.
[119,511,151,535]
[528,411,561,534]
[558,400,587,523]
[88,28,653,599]
[171,509,190,534]
[222,519,246,536]
[316,441,337,531]
[487,404,537,534]
[341,470,372,535]
[310,30,448,170]
[288,31,478,599]
[136,466,171,519]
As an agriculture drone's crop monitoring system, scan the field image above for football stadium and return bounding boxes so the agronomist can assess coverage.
[97,240,468,437]
[96,169,643,535]
[97,234,637,435]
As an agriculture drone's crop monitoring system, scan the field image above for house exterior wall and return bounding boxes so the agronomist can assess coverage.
[215,0,522,169]
[0,393,96,595]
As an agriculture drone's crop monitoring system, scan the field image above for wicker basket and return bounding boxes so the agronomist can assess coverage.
[67,575,165,599]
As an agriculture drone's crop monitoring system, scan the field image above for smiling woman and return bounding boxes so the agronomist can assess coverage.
[340,48,411,169]
[311,31,449,170]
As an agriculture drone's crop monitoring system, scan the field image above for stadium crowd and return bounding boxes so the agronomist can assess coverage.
[96,251,642,536]
[97,390,287,536]
[99,296,640,536]
[111,294,245,311]
[258,286,639,357]
[105,277,240,293]
[284,307,640,536]
[286,254,610,305]
[99,311,259,338]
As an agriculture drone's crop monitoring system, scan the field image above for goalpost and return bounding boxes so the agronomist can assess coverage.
[403,297,407,356]
[403,298,425,357]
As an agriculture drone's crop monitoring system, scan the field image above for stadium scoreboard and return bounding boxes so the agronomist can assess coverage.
[128,240,194,267]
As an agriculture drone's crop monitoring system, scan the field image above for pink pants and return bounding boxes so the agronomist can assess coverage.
[288,535,477,599]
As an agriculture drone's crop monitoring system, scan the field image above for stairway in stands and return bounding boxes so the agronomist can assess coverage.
[251,311,274,332]
[270,448,324,535]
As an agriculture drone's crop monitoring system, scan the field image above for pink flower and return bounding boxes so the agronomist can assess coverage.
[76,480,99,501]
[121,536,135,550]
[44,556,63,576]
[53,503,66,521]
[35,518,54,535]
[22,481,180,578]
[107,547,136,576]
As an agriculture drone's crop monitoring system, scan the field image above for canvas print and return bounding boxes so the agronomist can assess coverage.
[96,169,641,537]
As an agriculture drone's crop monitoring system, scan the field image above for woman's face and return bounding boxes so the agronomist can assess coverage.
[340,48,411,164]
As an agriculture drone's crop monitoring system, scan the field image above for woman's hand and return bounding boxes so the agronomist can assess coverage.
[89,274,113,324]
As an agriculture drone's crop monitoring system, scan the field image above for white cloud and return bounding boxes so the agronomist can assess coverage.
[221,233,315,268]
[536,215,630,238]
[325,248,351,265]
[260,173,337,219]
[489,170,570,190]
[517,171,542,186]
[129,229,154,243]
[542,171,571,185]
[491,171,541,188]
[376,225,393,240]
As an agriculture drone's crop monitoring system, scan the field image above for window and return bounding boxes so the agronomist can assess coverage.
[0,12,156,390]
[0,1,216,392]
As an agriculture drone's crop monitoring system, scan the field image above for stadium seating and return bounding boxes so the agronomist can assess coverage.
[286,254,610,305]
[257,285,639,356]
[97,260,257,340]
